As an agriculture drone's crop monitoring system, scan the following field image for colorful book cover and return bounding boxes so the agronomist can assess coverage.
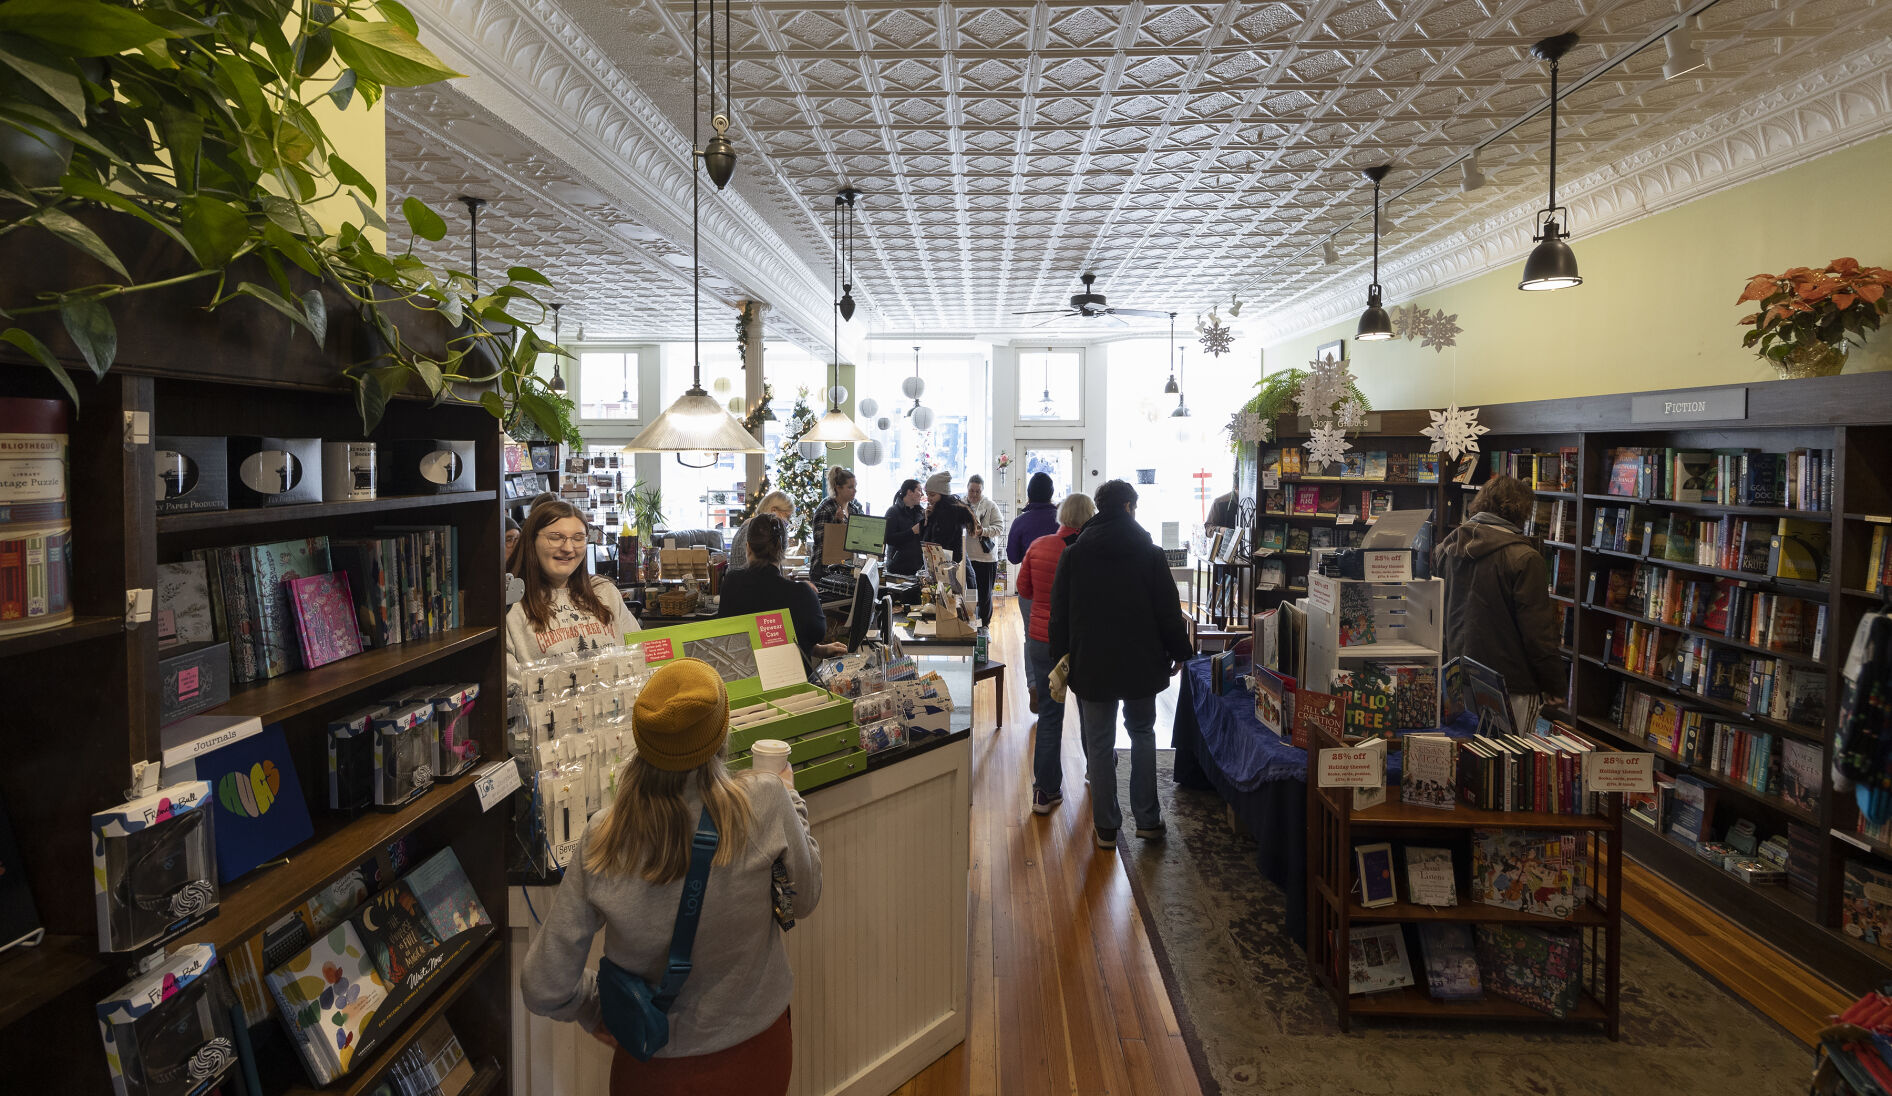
[288,572,365,669]
[1317,486,1343,514]
[1259,522,1286,550]
[1843,859,1892,950]
[1608,449,1643,496]
[403,849,491,940]
[1287,527,1311,553]
[1346,923,1414,994]
[1474,924,1583,1017]
[1341,453,1365,478]
[155,560,214,650]
[331,539,401,648]
[350,880,442,986]
[1293,486,1320,515]
[1416,455,1440,483]
[1335,664,1396,738]
[1674,451,1714,501]
[1292,689,1343,750]
[268,922,389,1078]
[1263,489,1287,515]
[1401,733,1456,809]
[1418,923,1483,1000]
[246,537,331,678]
[1337,583,1377,646]
[1470,829,1581,918]
[1388,663,1439,728]
[165,719,314,884]
[1779,739,1822,813]
[216,546,260,683]
[1364,451,1389,481]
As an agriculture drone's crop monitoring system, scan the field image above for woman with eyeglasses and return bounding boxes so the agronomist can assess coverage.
[505,500,640,688]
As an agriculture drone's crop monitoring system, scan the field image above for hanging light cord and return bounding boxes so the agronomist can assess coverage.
[831,196,841,412]
[691,0,701,393]
[1546,55,1560,214]
[1370,177,1381,290]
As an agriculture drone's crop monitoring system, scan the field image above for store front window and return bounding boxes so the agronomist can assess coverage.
[852,346,989,516]
[1015,349,1081,422]
[659,342,828,534]
[576,350,640,421]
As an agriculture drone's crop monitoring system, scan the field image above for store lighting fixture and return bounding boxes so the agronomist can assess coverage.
[1460,151,1485,192]
[836,189,858,321]
[1037,349,1055,417]
[903,344,930,430]
[698,0,736,188]
[547,302,566,392]
[624,0,764,467]
[804,187,871,448]
[1322,237,1340,266]
[1163,312,1179,394]
[1170,346,1191,417]
[1663,21,1705,80]
[1356,164,1394,341]
[1519,32,1584,292]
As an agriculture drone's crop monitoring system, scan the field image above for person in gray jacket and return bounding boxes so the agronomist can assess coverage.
[1433,473,1566,732]
[522,657,822,1094]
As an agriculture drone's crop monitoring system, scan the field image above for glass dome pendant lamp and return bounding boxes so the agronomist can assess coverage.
[903,345,932,430]
[1519,32,1584,292]
[623,3,763,468]
[804,187,871,448]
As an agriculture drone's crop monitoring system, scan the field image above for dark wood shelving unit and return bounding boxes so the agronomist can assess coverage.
[1577,654,1823,742]
[1585,544,1830,597]
[1583,601,1826,668]
[1571,715,1819,826]
[1582,493,1835,522]
[0,270,512,1090]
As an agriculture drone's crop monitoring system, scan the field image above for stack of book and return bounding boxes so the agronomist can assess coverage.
[1453,727,1598,814]
[1865,526,1892,591]
[1601,445,1834,510]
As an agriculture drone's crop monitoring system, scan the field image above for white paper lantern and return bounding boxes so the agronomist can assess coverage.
[876,416,892,432]
[711,376,733,397]
[859,398,879,418]
[855,439,884,466]
[827,385,849,406]
[910,405,935,432]
[726,396,745,414]
[797,441,822,460]
[901,375,926,400]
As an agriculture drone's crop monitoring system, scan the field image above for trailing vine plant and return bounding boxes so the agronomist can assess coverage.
[0,0,577,442]
[733,300,759,365]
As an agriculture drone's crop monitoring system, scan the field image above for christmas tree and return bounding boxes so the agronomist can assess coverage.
[771,388,826,542]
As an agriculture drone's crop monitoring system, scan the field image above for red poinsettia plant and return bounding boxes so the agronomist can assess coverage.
[1738,258,1892,364]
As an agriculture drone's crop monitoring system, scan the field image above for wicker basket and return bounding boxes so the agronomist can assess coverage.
[658,587,700,616]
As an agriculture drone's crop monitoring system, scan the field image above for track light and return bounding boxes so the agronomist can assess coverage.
[1520,33,1584,292]
[1356,165,1394,341]
[1663,22,1704,80]
[1322,238,1340,265]
[1460,152,1485,192]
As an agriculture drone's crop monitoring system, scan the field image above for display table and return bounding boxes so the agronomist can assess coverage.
[1169,657,1312,944]
[507,659,974,1096]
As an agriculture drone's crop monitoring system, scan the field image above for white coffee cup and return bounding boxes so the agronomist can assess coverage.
[750,739,792,775]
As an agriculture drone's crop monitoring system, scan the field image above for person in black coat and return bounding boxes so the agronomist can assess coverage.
[921,470,975,563]
[885,478,926,575]
[1049,479,1193,849]
[718,514,847,664]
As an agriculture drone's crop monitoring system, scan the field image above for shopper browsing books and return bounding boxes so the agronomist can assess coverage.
[809,467,863,579]
[1014,492,1096,815]
[727,491,793,573]
[885,479,926,575]
[1049,480,1193,848]
[965,474,1004,627]
[1433,473,1565,731]
[921,471,976,563]
[505,501,639,689]
[1006,472,1060,625]
[718,514,847,664]
[522,658,823,1096]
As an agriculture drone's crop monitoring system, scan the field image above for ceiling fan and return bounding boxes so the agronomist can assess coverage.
[1012,272,1170,326]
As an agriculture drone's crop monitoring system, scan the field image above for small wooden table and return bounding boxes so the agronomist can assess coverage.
[973,659,1006,731]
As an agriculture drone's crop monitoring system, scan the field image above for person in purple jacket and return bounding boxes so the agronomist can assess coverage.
[1006,472,1060,627]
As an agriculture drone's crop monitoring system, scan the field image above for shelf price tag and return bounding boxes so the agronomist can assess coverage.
[1318,743,1386,788]
[1582,751,1655,794]
[1336,514,1355,525]
[474,758,523,812]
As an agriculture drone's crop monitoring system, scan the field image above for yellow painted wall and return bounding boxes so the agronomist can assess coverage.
[1264,133,1892,411]
[308,91,386,237]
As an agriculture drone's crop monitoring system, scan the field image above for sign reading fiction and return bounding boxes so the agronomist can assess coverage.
[1629,387,1748,423]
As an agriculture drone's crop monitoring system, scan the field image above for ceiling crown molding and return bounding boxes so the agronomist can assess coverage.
[406,0,862,361]
[1251,38,1892,346]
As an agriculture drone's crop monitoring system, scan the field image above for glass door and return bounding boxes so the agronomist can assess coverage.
[1018,442,1083,506]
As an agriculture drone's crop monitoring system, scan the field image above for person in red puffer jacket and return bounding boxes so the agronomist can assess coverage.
[1013,492,1096,814]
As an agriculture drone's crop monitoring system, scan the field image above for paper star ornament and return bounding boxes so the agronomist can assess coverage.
[1424,405,1490,460]
[1304,422,1353,468]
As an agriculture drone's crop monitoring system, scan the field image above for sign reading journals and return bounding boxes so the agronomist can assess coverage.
[1629,387,1747,423]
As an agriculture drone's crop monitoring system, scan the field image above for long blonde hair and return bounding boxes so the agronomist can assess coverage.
[585,750,756,883]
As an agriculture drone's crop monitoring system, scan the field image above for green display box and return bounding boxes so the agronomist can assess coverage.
[727,683,854,754]
[631,613,853,750]
[729,723,861,769]
[792,745,867,788]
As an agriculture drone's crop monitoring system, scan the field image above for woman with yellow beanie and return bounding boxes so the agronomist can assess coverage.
[522,658,823,1094]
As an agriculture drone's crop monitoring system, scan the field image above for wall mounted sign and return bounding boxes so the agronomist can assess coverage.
[1630,388,1748,423]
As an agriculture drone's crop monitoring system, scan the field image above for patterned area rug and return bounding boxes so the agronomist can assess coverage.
[1108,749,1811,1096]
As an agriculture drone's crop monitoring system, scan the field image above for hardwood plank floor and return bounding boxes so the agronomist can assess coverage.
[890,597,1852,1096]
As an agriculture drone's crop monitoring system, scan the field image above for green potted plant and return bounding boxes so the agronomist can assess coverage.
[625,481,665,542]
[1737,258,1892,378]
[0,0,578,442]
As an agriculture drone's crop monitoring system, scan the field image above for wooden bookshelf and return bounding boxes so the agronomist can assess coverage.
[0,278,512,1089]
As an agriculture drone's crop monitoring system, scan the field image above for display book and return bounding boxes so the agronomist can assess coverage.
[1598,443,1834,511]
[174,525,462,687]
[260,847,494,1086]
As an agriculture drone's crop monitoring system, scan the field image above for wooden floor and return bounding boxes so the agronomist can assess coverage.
[889,598,1850,1096]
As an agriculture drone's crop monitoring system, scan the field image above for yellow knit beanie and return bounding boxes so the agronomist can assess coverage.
[632,658,729,771]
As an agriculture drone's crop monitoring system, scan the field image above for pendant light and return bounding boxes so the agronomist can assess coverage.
[1355,164,1394,340]
[804,186,870,448]
[836,188,858,321]
[624,0,763,467]
[904,345,931,430]
[1170,347,1191,417]
[1519,32,1584,292]
[1162,312,1179,394]
[1037,349,1055,417]
[699,0,736,188]
[547,301,566,392]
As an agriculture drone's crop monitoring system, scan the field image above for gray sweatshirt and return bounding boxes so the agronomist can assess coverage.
[504,575,640,691]
[520,773,823,1056]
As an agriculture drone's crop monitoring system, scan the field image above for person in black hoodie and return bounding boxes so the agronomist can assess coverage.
[921,470,975,563]
[1433,473,1565,732]
[885,478,926,575]
[1049,479,1193,849]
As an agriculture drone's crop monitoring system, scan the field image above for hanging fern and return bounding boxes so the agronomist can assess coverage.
[1225,368,1370,453]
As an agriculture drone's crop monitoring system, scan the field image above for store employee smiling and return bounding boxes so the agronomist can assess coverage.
[505,500,640,688]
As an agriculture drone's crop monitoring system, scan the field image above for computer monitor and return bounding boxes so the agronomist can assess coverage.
[843,514,886,555]
[846,560,880,651]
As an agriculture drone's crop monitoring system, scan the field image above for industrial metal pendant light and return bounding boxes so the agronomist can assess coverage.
[698,0,736,188]
[1519,32,1584,292]
[1170,347,1191,417]
[624,2,763,466]
[804,187,870,448]
[1163,311,1179,394]
[836,188,858,321]
[548,301,566,392]
[1037,349,1054,417]
[1356,165,1394,340]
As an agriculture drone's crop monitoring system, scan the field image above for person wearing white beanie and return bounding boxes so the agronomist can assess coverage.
[921,472,975,563]
[964,474,1003,627]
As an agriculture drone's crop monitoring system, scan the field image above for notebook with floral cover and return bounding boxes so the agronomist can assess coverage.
[287,572,363,669]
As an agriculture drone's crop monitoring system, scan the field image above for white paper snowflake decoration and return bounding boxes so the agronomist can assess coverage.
[1419,311,1461,353]
[1424,405,1490,460]
[1199,319,1234,358]
[1335,397,1368,432]
[1230,410,1271,444]
[1304,422,1353,468]
[1294,356,1353,421]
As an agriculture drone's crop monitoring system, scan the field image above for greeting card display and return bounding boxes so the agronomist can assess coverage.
[97,943,238,1096]
[93,782,220,953]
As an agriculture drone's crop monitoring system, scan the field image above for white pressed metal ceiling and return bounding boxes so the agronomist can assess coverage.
[394,0,1892,339]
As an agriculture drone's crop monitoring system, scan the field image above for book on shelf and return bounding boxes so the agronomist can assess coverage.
[1336,583,1377,645]
[1346,922,1414,995]
[287,571,365,669]
[1263,488,1287,515]
[155,559,214,650]
[1259,521,1287,550]
[1768,518,1830,582]
[1471,829,1582,918]
[1843,859,1892,953]
[1418,923,1484,1001]
[1403,845,1457,905]
[1317,486,1343,515]
[387,1018,476,1096]
[1364,451,1389,480]
[1474,924,1584,1018]
[1416,455,1440,483]
[1341,453,1366,478]
[1868,526,1892,591]
[1400,733,1456,810]
[1778,739,1821,814]
[1292,485,1320,515]
[268,922,390,1084]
